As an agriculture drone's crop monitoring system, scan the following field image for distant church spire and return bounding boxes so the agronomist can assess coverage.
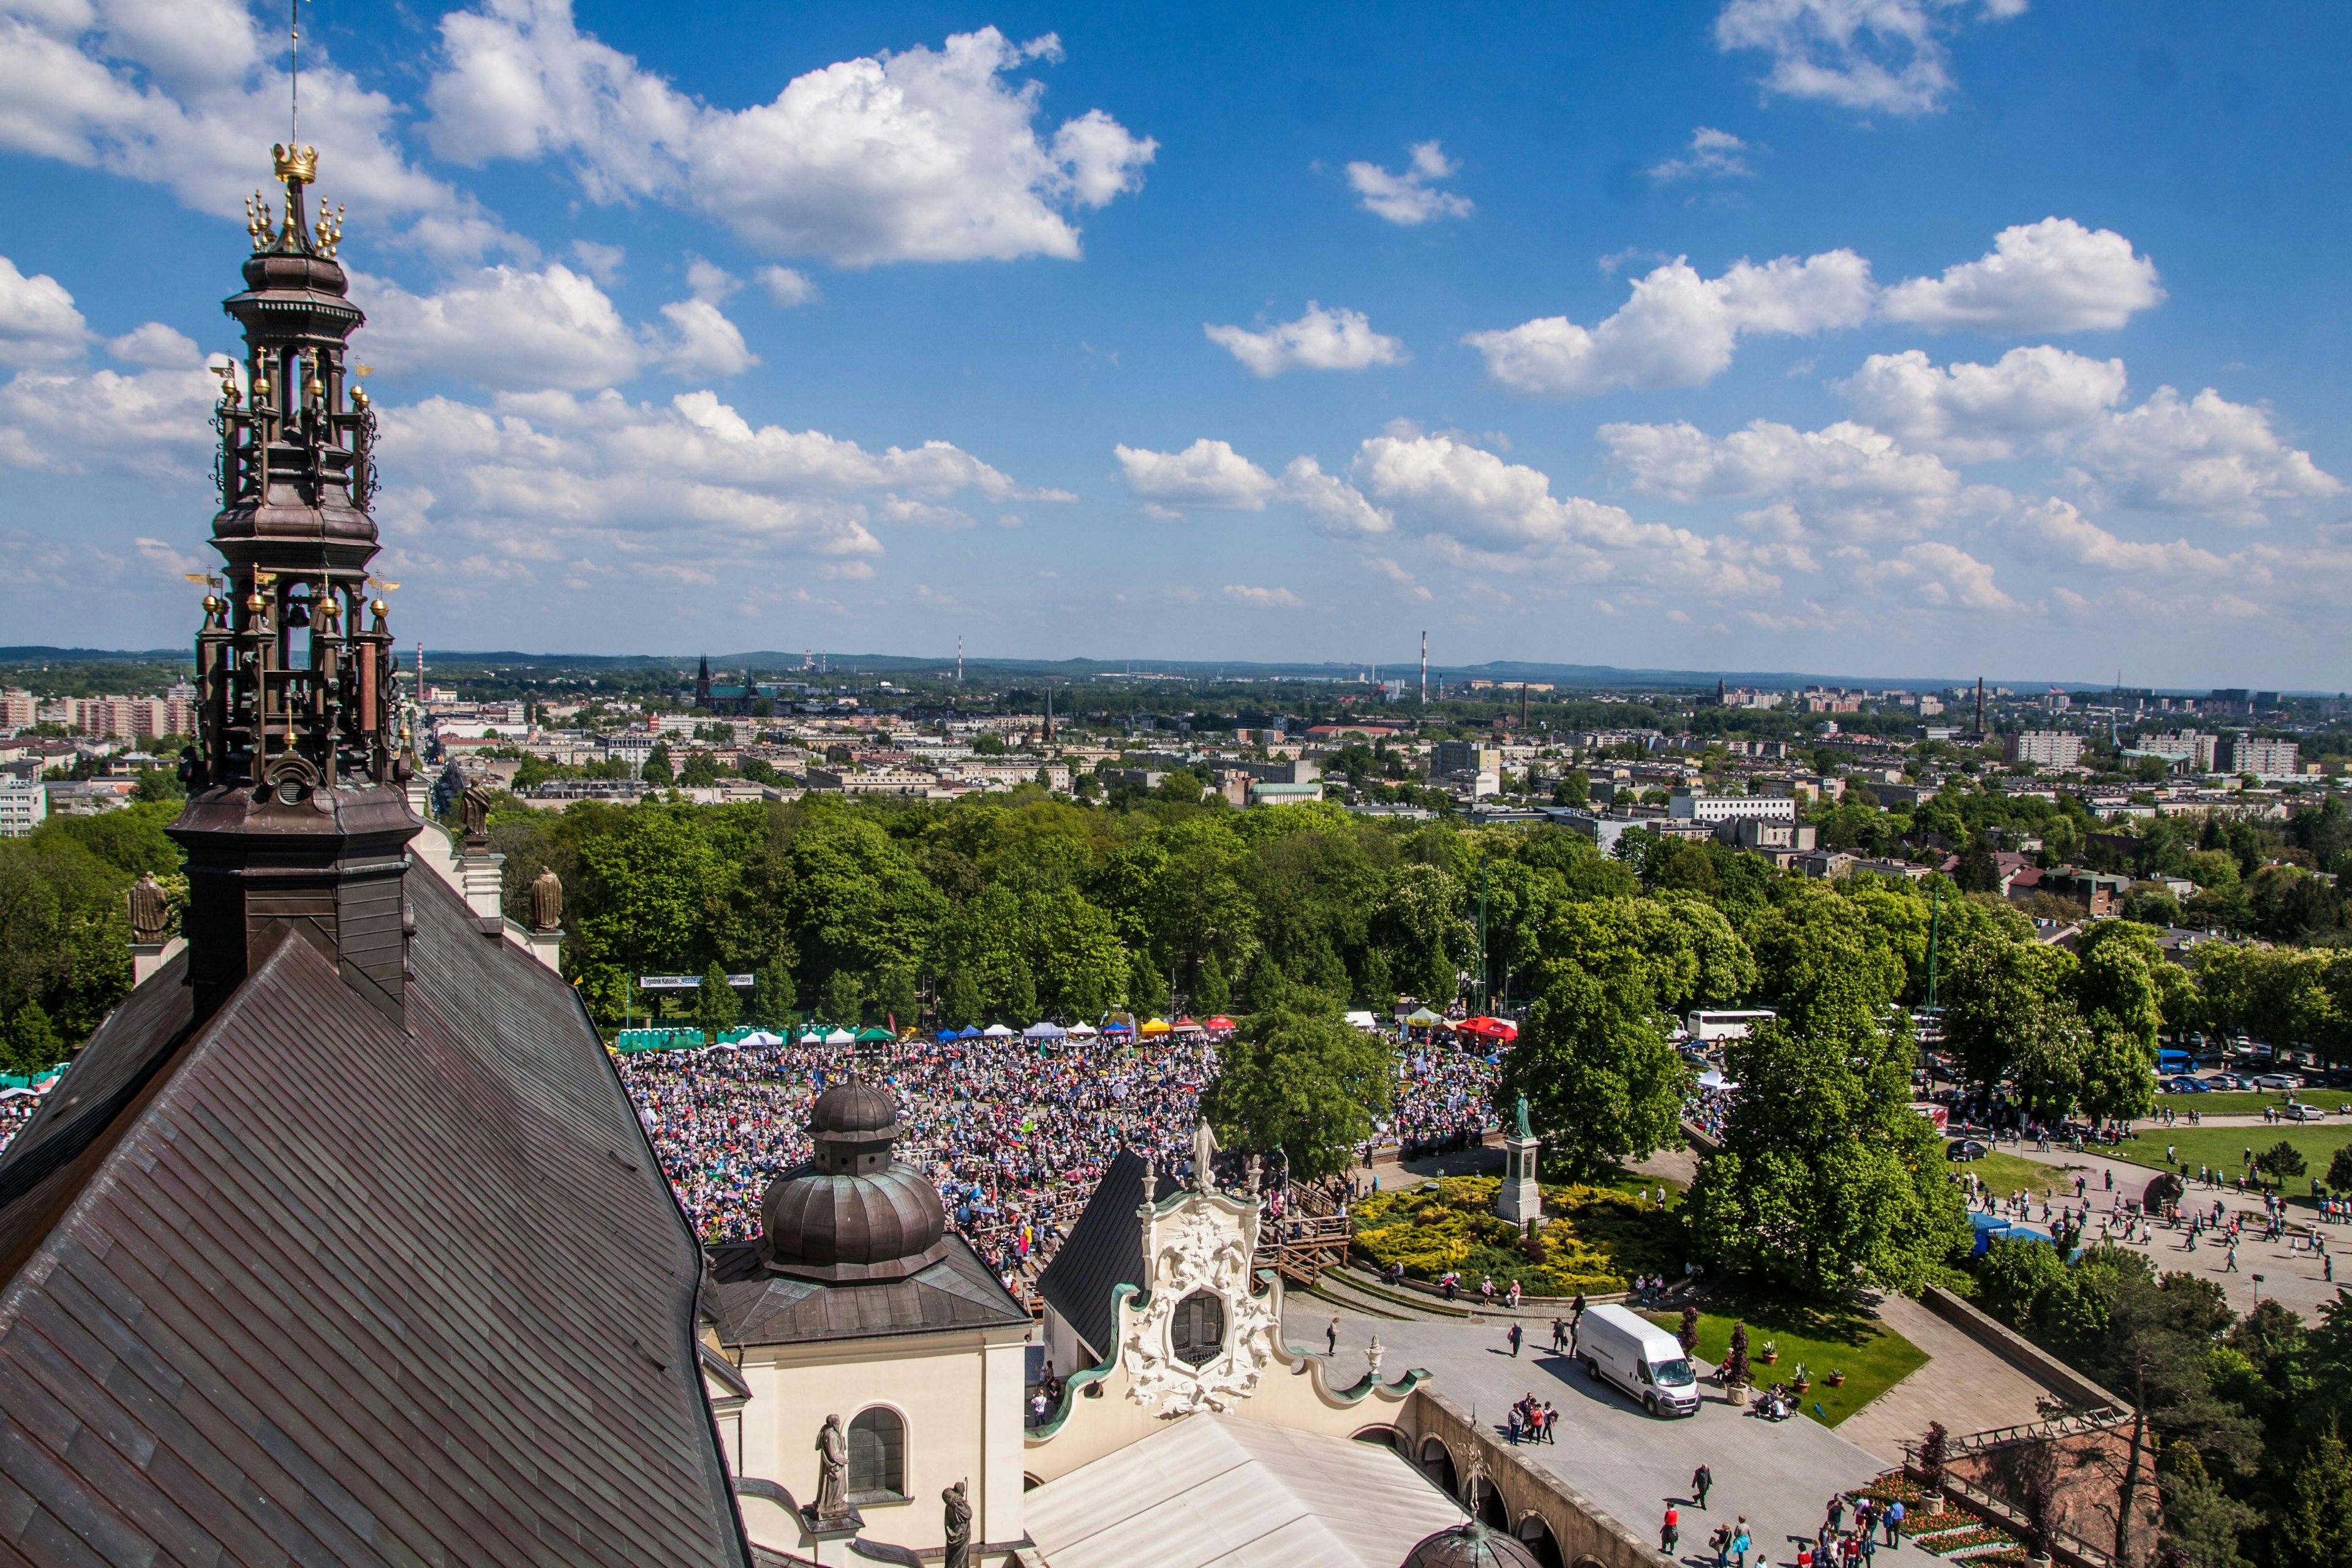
[695,654,712,710]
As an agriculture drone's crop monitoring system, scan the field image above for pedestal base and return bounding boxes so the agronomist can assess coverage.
[1495,1133,1542,1225]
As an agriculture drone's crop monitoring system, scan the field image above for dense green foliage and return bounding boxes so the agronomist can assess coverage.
[1684,893,1972,1297]
[1199,990,1392,1179]
[0,802,183,1069]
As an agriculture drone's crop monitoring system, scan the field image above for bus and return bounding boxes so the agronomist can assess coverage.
[1686,1009,1777,1044]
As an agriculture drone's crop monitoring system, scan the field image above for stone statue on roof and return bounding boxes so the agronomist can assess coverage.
[529,865,562,932]
[458,780,492,849]
[943,1479,971,1568]
[128,871,172,946]
[813,1413,850,1521]
[1190,1118,1220,1194]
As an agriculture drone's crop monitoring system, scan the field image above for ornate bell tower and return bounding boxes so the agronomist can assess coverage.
[168,142,420,1024]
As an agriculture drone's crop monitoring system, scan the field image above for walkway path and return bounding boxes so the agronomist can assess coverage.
[2005,1143,2343,1318]
[1836,1293,2055,1465]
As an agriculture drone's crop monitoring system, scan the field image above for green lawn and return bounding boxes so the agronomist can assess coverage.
[2108,1122,2352,1189]
[1954,1151,2085,1199]
[1643,1301,1927,1428]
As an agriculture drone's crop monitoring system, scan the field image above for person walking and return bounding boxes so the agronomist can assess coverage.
[1733,1518,1751,1568]
[2226,1243,2240,1273]
[1327,1315,1340,1355]
[1509,1322,1524,1357]
[1826,1493,1844,1535]
[1693,1463,1713,1509]
[1883,1499,1904,1547]
[1553,1316,1568,1354]
[1662,1505,1680,1556]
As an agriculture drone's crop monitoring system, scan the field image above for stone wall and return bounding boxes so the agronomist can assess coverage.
[1918,1286,2125,1414]
[1395,1386,1675,1568]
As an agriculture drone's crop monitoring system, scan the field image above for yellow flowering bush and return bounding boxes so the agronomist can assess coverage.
[1349,1176,1681,1297]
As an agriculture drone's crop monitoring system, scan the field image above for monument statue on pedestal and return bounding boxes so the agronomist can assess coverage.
[1496,1092,1542,1226]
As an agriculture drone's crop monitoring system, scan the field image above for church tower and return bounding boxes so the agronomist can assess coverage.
[167,142,420,1025]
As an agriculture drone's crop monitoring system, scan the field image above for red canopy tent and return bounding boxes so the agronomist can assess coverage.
[1455,1016,1519,1042]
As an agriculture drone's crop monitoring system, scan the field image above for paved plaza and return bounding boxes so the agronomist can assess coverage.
[2003,1141,2344,1318]
[1287,1305,1953,1567]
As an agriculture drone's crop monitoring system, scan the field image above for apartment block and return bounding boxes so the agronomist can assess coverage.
[2003,730,2085,769]
[2215,735,2299,776]
[1667,792,1796,824]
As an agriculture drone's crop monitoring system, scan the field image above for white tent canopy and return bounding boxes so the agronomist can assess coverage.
[981,1023,1016,1038]
[799,1030,824,1045]
[1066,1022,1100,1038]
[737,1029,783,1046]
[1024,1021,1067,1039]
[824,1028,856,1046]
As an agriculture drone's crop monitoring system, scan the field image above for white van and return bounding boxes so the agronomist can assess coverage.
[1576,1303,1701,1417]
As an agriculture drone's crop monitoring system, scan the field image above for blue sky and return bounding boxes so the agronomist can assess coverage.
[2,0,2348,685]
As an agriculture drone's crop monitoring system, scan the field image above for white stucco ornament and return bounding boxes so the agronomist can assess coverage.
[1122,1186,1278,1417]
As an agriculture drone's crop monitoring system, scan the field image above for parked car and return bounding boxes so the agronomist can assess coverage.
[1947,1138,1991,1161]
[2210,1074,2249,1090]
[2165,1076,2211,1094]
[2283,1102,2328,1122]
[2252,1073,2303,1091]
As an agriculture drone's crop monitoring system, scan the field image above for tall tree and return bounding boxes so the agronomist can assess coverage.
[752,960,796,1027]
[1127,948,1169,1017]
[694,960,741,1042]
[1200,999,1392,1180]
[1684,948,1969,1297]
[1499,960,1688,1180]
[821,970,864,1027]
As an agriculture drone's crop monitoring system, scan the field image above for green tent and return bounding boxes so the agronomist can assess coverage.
[854,1025,896,1042]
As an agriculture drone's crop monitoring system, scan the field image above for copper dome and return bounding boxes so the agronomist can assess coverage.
[812,1077,900,1137]
[1400,1520,1542,1568]
[756,1074,948,1283]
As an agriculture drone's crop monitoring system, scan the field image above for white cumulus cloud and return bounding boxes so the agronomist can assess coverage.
[424,5,1155,266]
[1114,439,1278,516]
[1464,250,1873,397]
[2068,385,2341,526]
[1345,140,1472,225]
[2008,497,2232,576]
[1601,417,1983,541]
[0,0,513,258]
[0,254,89,367]
[1855,540,2021,612]
[1204,303,1407,377]
[1880,217,2162,333]
[1648,127,1755,183]
[1714,0,2029,116]
[0,362,219,478]
[353,263,756,391]
[1836,345,2127,461]
[758,266,817,306]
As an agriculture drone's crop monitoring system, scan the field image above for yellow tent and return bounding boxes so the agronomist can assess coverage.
[1139,1017,1173,1036]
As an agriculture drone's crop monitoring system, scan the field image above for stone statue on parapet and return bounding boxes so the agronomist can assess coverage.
[1190,1118,1221,1194]
[128,871,172,946]
[529,865,562,931]
[813,1413,850,1522]
[943,1479,971,1568]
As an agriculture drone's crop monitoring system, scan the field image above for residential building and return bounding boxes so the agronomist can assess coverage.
[0,777,44,837]
[2141,729,2220,771]
[2215,735,2298,776]
[1717,818,1818,853]
[1667,791,1796,824]
[1247,781,1325,806]
[0,688,33,729]
[2004,730,2085,769]
[1431,739,1500,776]
[2036,866,2134,918]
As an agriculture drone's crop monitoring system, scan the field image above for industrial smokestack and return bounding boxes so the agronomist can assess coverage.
[1420,631,1428,704]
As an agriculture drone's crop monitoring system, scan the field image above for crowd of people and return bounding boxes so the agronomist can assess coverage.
[618,1029,1505,1295]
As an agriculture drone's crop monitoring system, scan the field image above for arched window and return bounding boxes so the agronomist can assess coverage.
[1171,1290,1226,1366]
[848,1408,906,1502]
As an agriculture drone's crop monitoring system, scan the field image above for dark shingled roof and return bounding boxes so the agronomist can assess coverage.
[0,865,749,1567]
[1033,1152,1177,1365]
[707,1233,1030,1348]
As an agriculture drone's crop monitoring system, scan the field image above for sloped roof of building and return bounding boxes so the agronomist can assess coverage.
[1024,1413,1467,1568]
[0,867,748,1567]
[705,1231,1029,1347]
[1034,1151,1178,1364]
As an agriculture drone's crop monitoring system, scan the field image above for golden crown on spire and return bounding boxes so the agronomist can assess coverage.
[272,142,317,186]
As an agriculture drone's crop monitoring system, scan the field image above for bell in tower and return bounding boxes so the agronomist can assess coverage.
[167,143,420,1025]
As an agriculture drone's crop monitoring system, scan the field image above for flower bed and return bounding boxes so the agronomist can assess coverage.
[1854,1474,1931,1506]
[1902,1510,1976,1537]
[1915,1525,2016,1556]
[1349,1176,1678,1296]
[1954,1551,2027,1567]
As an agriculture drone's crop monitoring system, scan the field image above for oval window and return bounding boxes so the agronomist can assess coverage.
[1171,1289,1226,1366]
